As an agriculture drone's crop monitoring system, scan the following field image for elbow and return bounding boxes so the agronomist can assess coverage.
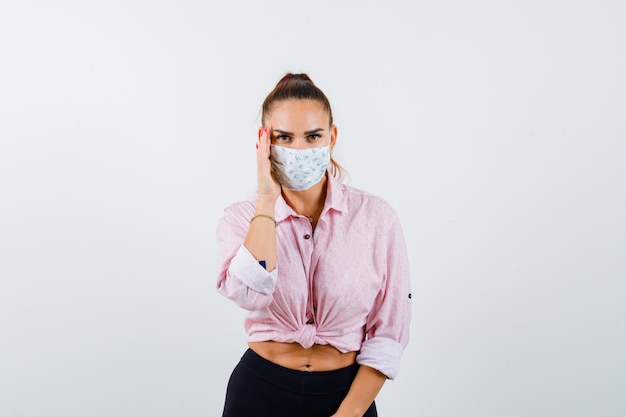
[217,281,274,311]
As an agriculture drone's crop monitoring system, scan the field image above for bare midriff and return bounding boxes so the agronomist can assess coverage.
[249,341,358,372]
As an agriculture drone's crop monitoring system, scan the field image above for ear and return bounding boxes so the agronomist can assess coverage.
[330,124,338,150]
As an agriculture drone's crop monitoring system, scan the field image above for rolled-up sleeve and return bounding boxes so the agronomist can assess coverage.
[216,203,277,311]
[356,215,412,380]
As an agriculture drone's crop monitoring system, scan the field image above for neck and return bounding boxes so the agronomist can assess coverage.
[282,174,328,219]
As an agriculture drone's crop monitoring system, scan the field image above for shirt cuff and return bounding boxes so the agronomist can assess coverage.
[229,245,277,294]
[356,336,404,380]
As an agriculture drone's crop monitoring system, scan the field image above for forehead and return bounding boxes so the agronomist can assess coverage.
[266,100,329,128]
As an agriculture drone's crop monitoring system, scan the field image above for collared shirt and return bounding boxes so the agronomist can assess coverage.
[216,174,412,379]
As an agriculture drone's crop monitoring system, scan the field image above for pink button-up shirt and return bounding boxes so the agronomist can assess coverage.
[216,174,412,379]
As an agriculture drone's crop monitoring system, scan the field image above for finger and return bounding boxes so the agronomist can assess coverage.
[258,126,271,157]
[256,126,265,150]
[256,127,266,156]
[264,125,273,153]
[257,127,270,165]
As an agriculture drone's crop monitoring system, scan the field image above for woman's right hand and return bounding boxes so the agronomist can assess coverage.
[256,126,281,202]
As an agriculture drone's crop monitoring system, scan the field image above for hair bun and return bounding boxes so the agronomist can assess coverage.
[277,73,313,85]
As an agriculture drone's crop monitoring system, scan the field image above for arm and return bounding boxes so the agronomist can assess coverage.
[243,126,280,271]
[334,212,412,415]
[356,213,412,378]
[216,126,282,310]
[331,365,386,417]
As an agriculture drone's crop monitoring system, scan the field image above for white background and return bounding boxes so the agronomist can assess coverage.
[1,1,625,416]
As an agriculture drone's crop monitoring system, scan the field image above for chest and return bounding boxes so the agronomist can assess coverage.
[274,216,386,305]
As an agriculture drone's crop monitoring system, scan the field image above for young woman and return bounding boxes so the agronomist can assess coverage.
[216,73,412,417]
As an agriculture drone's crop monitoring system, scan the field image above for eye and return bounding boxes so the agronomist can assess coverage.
[275,135,291,141]
[307,134,321,140]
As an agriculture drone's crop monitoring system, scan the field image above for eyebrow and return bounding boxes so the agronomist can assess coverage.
[273,128,325,136]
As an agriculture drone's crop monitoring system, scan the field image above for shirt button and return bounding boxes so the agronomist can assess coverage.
[304,234,311,239]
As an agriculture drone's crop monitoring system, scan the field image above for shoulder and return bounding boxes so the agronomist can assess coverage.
[216,199,258,240]
[341,183,400,220]
[222,199,256,216]
[219,199,257,227]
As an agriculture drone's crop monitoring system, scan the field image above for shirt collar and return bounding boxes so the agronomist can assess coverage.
[274,173,348,224]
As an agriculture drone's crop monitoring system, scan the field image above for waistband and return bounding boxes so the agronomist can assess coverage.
[238,348,360,395]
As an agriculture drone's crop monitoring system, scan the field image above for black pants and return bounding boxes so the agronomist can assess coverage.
[222,349,378,417]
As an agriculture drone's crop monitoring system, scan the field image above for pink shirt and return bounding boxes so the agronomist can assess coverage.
[216,174,412,379]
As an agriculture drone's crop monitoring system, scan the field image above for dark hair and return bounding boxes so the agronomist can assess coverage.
[261,73,344,180]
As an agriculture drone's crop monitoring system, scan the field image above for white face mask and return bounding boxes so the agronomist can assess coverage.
[270,144,331,191]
